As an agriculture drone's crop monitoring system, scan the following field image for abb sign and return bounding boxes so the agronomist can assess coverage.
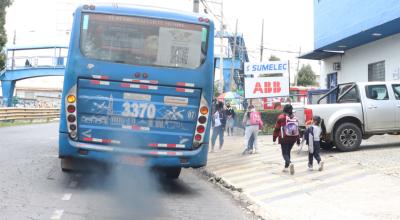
[244,77,289,98]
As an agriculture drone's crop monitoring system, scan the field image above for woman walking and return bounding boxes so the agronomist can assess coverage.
[225,103,236,136]
[242,105,263,154]
[273,104,300,175]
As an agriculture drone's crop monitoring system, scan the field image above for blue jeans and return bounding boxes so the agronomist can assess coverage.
[281,142,295,168]
[211,126,224,150]
[308,141,321,166]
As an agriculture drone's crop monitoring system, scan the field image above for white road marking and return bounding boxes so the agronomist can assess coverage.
[68,181,78,188]
[61,193,72,201]
[51,210,64,220]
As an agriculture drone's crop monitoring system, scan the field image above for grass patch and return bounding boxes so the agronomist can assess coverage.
[0,119,58,127]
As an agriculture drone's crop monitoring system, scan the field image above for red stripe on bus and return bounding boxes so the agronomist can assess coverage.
[167,144,176,148]
[102,139,112,144]
[83,137,92,141]
[148,143,157,147]
[131,125,141,130]
[90,80,100,85]
[167,152,177,156]
[176,88,185,92]
[121,83,130,88]
[140,85,149,90]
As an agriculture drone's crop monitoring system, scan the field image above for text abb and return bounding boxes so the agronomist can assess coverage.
[253,81,281,94]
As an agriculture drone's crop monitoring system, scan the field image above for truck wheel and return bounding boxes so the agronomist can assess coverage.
[164,167,181,179]
[334,122,362,151]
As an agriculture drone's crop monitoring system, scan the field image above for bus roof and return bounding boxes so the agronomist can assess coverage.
[77,3,213,25]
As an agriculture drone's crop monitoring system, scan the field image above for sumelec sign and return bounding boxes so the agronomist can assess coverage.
[244,61,290,98]
[244,61,289,77]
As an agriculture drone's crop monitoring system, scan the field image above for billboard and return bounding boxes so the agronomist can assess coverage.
[244,61,289,77]
[244,61,290,99]
[244,77,289,99]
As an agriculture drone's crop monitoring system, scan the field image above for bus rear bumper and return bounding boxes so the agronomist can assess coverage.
[59,133,209,168]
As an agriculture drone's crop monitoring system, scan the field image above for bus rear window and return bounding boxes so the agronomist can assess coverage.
[80,13,208,69]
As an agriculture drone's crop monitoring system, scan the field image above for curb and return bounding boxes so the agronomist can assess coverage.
[197,167,279,220]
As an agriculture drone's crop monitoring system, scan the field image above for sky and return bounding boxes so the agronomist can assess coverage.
[4,0,319,88]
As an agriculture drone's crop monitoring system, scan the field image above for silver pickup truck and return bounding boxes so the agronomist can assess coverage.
[303,81,400,151]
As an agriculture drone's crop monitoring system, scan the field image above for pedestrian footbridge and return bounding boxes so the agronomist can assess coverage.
[0,45,67,106]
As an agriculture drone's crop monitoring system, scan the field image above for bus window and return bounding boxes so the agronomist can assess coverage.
[80,13,208,69]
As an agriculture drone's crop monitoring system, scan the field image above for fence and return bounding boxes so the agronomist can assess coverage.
[0,108,60,122]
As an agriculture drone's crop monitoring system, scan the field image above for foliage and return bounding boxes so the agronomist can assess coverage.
[235,109,282,134]
[268,55,280,61]
[297,64,317,86]
[213,81,220,98]
[0,0,13,70]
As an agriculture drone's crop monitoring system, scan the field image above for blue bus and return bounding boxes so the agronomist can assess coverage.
[59,4,214,178]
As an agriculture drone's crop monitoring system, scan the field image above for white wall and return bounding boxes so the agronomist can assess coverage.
[320,33,400,88]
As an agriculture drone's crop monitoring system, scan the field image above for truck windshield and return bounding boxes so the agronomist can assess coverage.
[80,13,208,69]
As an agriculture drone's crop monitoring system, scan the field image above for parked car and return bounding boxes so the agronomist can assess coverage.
[302,81,400,151]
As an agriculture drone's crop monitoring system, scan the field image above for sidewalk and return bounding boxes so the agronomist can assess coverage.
[205,134,400,220]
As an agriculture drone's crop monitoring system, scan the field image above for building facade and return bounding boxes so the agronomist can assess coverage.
[301,0,400,88]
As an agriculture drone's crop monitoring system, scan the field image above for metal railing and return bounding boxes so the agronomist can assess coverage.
[0,108,60,122]
[6,56,67,70]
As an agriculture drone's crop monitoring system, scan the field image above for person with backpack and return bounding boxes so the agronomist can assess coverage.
[273,104,300,175]
[242,105,263,154]
[211,101,227,152]
[304,115,324,171]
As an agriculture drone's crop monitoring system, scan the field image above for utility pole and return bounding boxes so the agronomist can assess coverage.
[260,19,264,62]
[218,0,224,94]
[193,0,199,13]
[11,30,16,70]
[230,19,238,91]
[294,46,302,86]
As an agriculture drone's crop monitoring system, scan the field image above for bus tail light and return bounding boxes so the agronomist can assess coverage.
[65,85,78,140]
[198,116,207,124]
[195,134,202,141]
[67,105,76,113]
[196,125,205,133]
[67,95,76,103]
[67,115,76,123]
[193,95,210,149]
[200,106,208,115]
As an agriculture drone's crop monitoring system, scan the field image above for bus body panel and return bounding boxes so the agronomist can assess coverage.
[59,5,214,169]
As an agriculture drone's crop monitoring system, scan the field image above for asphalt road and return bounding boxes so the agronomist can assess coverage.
[0,123,256,220]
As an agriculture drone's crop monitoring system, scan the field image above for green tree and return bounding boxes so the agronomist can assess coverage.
[268,55,280,61]
[0,0,13,70]
[297,64,317,86]
[214,81,220,98]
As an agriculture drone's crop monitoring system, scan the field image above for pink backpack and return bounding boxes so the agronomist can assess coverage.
[249,111,263,128]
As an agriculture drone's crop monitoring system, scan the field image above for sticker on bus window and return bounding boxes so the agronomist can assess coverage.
[83,15,89,30]
[156,27,202,68]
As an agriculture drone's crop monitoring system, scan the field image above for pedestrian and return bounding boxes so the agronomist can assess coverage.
[273,104,300,175]
[210,101,226,152]
[242,105,263,154]
[225,103,236,136]
[304,115,324,171]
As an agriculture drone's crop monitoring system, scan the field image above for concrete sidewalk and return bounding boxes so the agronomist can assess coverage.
[205,135,400,220]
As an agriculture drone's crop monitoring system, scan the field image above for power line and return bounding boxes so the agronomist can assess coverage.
[262,47,300,54]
